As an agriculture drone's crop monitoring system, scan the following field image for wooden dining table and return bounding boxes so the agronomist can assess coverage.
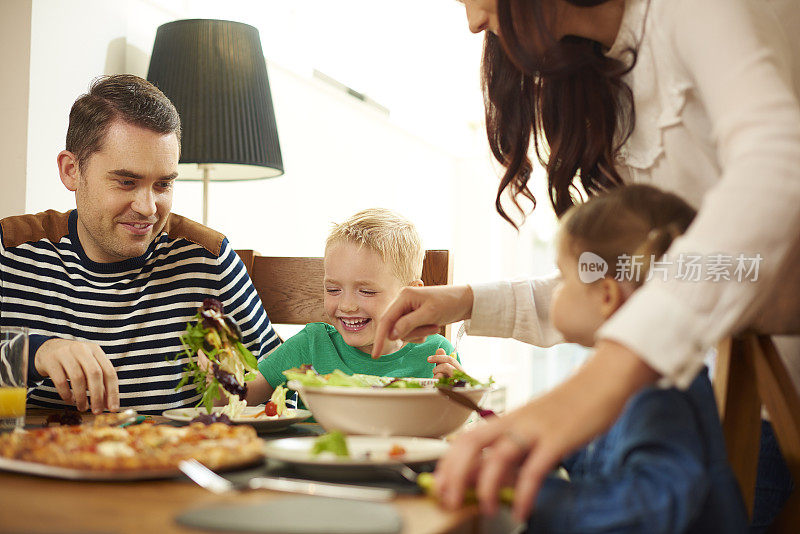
[0,409,515,534]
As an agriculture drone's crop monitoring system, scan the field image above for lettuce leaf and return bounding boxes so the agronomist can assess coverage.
[311,431,349,457]
[270,384,288,416]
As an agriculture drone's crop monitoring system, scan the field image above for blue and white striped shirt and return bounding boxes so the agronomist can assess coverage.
[0,210,281,414]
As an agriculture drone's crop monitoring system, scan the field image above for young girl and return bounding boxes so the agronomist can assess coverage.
[529,184,747,533]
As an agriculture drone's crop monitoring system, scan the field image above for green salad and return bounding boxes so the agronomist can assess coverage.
[282,366,492,389]
[283,368,424,388]
[311,430,349,457]
[435,370,493,388]
[171,298,259,415]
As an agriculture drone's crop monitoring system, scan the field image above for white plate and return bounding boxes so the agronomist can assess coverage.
[263,435,449,468]
[0,454,260,481]
[162,406,312,432]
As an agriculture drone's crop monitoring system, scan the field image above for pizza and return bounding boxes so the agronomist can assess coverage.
[0,420,263,472]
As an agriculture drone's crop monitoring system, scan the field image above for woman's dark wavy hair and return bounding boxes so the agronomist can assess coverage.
[484,0,637,226]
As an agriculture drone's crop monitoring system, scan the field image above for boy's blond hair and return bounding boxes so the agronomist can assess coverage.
[325,208,425,284]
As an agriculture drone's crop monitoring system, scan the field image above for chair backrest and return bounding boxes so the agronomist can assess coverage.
[713,236,800,525]
[236,249,453,339]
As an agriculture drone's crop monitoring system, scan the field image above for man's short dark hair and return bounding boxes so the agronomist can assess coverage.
[66,74,182,169]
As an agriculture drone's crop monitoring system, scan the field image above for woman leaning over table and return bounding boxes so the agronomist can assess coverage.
[371,0,800,529]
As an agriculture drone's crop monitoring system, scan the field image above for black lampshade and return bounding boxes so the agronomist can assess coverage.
[147,19,283,181]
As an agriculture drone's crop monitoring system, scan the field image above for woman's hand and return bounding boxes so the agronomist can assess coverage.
[433,340,659,521]
[372,285,474,359]
[428,348,464,379]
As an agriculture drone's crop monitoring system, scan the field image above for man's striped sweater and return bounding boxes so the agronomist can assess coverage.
[0,210,280,414]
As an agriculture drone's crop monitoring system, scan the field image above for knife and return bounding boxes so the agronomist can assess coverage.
[179,459,395,502]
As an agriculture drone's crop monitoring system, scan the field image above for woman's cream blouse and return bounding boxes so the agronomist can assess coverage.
[468,0,800,388]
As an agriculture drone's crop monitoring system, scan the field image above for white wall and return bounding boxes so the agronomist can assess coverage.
[1,0,32,219]
[8,0,580,410]
[25,0,130,215]
[172,66,459,258]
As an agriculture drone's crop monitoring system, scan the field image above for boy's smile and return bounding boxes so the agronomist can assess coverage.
[323,241,408,355]
[339,317,372,332]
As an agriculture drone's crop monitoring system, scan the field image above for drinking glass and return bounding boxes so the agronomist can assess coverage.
[0,327,28,431]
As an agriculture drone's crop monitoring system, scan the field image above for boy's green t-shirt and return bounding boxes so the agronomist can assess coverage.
[258,322,456,388]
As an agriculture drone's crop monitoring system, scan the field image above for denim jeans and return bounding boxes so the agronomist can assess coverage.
[526,370,748,534]
[750,420,795,533]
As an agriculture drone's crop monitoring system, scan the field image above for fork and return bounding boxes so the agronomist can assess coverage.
[178,459,395,502]
[437,387,496,418]
[453,322,466,356]
[378,463,422,483]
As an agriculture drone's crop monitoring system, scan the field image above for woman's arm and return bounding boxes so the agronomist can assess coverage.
[468,273,564,347]
[371,273,563,358]
[598,0,800,387]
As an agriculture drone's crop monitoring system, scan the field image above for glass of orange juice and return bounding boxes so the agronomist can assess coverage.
[0,327,28,432]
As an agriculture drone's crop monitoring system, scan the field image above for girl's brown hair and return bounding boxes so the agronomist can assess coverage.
[560,184,697,286]
[485,0,636,226]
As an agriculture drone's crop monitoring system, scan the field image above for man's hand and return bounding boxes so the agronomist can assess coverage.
[34,339,119,413]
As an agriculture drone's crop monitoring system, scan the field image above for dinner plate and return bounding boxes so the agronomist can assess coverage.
[263,435,449,468]
[0,454,259,481]
[162,406,312,432]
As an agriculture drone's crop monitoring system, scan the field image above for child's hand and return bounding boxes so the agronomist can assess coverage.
[197,351,227,407]
[428,348,464,379]
[197,350,213,373]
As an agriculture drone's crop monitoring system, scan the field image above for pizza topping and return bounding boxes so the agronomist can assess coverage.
[93,427,129,440]
[0,421,263,472]
[96,441,136,458]
[45,411,83,426]
[189,413,233,425]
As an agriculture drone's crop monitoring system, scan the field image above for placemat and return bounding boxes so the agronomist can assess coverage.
[175,496,402,533]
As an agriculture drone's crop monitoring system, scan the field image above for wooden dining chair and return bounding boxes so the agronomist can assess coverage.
[235,249,454,340]
[712,242,800,532]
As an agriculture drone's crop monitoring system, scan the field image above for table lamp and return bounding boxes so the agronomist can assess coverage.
[147,19,283,225]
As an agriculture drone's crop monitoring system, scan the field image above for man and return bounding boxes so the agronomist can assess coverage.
[0,75,280,414]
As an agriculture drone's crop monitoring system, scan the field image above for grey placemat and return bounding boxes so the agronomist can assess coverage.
[175,496,402,533]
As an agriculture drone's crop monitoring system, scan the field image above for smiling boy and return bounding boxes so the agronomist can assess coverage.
[250,209,461,402]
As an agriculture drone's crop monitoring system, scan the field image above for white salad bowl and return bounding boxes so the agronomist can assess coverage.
[287,380,490,438]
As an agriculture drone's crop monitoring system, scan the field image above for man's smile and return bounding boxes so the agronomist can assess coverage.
[119,221,154,235]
